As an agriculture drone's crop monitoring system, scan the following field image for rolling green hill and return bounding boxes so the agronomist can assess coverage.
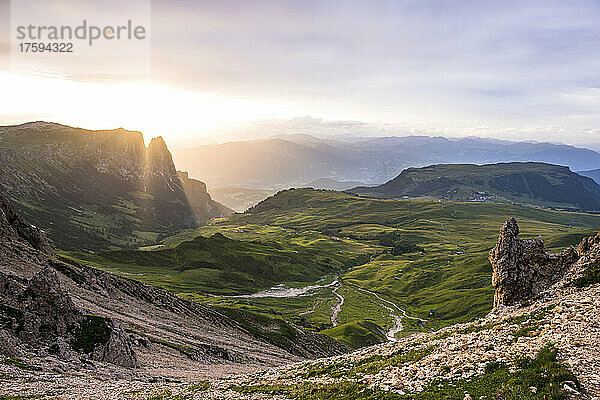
[320,320,387,349]
[64,229,372,295]
[349,162,600,211]
[0,122,232,250]
[67,188,600,348]
[231,189,600,330]
[578,167,600,185]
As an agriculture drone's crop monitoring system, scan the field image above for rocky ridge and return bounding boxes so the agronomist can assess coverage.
[0,194,345,398]
[489,217,579,306]
[0,122,232,250]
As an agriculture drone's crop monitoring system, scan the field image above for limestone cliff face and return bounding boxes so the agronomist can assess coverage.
[0,122,232,250]
[489,218,579,307]
[178,171,233,223]
[144,136,182,194]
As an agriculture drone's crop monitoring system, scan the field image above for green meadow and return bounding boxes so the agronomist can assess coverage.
[62,188,600,347]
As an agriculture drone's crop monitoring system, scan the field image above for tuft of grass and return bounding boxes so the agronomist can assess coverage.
[299,346,435,379]
[513,325,539,341]
[140,381,210,400]
[574,259,600,287]
[70,315,111,353]
[1,357,39,371]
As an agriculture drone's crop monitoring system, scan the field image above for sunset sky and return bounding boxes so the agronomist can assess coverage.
[1,0,600,145]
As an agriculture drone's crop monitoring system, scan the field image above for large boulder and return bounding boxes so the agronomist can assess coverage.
[489,218,579,306]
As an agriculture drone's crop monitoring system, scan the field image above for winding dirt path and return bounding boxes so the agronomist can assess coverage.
[357,287,427,341]
[330,285,345,327]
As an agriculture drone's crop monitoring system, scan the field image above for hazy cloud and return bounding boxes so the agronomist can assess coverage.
[2,0,600,144]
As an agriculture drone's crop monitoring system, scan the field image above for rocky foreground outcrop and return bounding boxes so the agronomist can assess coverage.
[0,195,52,254]
[0,196,138,367]
[489,217,579,307]
[0,194,346,398]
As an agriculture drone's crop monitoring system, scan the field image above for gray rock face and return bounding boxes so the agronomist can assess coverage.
[489,217,579,307]
[89,320,138,368]
[0,195,52,254]
[19,268,82,340]
[0,267,138,367]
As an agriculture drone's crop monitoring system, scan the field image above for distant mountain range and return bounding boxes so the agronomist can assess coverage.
[349,162,600,211]
[0,122,232,250]
[172,134,600,189]
[578,168,600,185]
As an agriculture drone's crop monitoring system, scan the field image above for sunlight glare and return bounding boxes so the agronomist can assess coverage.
[0,73,297,142]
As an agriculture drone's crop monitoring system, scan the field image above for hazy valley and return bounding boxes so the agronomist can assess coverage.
[173,134,600,190]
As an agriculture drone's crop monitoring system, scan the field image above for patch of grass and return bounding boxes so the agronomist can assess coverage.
[574,259,600,287]
[70,315,111,353]
[433,306,552,342]
[139,380,210,400]
[513,325,539,341]
[352,345,435,376]
[321,320,387,349]
[1,357,38,371]
[233,345,578,400]
[299,345,435,379]
[187,381,210,391]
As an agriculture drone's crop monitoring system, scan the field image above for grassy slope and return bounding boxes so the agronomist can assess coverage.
[229,189,600,330]
[350,162,600,211]
[321,320,387,349]
[63,188,600,347]
[63,228,374,296]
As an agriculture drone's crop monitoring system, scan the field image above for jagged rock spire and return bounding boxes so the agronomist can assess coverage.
[489,218,578,307]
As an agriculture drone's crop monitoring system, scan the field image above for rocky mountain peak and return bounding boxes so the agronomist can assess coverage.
[489,218,579,307]
[146,136,168,155]
[145,136,178,177]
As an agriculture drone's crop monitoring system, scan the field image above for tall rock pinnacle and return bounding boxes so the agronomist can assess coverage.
[489,218,578,307]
